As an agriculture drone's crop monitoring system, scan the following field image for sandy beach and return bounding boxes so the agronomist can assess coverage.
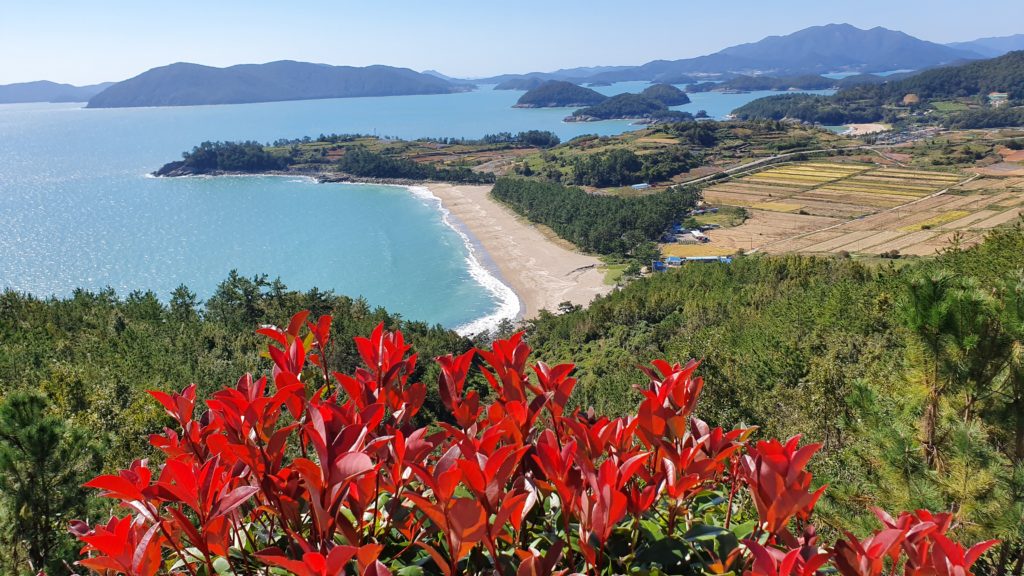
[845,123,890,136]
[425,183,612,320]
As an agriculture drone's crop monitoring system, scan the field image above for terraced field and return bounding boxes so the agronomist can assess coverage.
[692,161,1024,258]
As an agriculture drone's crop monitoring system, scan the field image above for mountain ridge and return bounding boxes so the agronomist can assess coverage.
[466,24,985,85]
[0,80,114,104]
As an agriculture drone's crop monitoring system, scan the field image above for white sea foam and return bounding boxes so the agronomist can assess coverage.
[404,185,522,336]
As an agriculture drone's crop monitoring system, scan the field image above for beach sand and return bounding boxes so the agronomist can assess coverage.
[425,183,612,320]
[845,123,890,136]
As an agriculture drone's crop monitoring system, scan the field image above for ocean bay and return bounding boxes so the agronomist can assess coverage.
[0,83,832,330]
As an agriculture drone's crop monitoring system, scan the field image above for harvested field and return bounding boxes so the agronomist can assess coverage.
[972,207,1024,229]
[802,231,881,253]
[899,211,971,232]
[696,160,1023,257]
[862,231,939,255]
[977,163,1024,177]
[749,202,803,213]
[901,232,982,256]
[830,231,907,253]
[763,230,847,253]
[939,210,999,230]
[661,244,738,257]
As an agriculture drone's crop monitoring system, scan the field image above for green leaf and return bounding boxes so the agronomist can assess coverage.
[729,520,757,539]
[213,556,231,574]
[683,524,730,542]
[640,518,666,540]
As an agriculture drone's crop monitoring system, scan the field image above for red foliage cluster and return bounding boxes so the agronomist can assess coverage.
[72,311,997,576]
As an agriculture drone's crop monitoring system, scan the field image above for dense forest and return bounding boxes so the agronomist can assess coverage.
[876,50,1024,102]
[513,80,607,108]
[944,107,1024,129]
[570,93,692,121]
[153,140,289,176]
[732,93,886,124]
[734,51,1024,125]
[568,147,696,186]
[334,146,496,183]
[490,177,698,254]
[639,83,691,105]
[0,273,473,574]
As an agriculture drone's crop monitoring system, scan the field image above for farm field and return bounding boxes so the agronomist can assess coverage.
[688,160,1024,258]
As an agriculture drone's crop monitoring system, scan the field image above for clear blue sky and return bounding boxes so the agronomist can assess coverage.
[1,0,1021,85]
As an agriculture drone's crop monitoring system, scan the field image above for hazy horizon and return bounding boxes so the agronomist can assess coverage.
[2,0,1022,85]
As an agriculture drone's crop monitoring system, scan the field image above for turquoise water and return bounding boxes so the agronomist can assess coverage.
[0,83,833,331]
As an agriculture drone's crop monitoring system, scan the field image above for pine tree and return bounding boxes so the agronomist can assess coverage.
[901,271,957,467]
[0,392,100,574]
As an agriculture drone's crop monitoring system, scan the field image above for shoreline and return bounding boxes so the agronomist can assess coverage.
[421,183,612,321]
[152,171,612,331]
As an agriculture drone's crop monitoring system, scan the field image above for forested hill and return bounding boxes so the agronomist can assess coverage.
[86,60,470,108]
[639,83,691,105]
[585,24,981,82]
[873,49,1024,100]
[513,81,607,108]
[734,50,1024,125]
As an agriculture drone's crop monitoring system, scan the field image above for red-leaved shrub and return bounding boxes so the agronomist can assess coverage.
[72,311,997,576]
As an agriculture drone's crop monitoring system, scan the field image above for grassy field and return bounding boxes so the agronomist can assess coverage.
[931,101,970,112]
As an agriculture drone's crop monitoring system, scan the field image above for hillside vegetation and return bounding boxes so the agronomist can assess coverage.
[735,51,1024,127]
[490,178,699,254]
[513,80,607,108]
[3,225,1023,573]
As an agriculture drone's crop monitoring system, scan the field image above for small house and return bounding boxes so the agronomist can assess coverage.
[989,92,1010,108]
[665,257,683,268]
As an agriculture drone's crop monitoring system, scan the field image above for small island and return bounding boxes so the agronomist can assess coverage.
[513,81,608,108]
[640,83,692,106]
[567,93,692,123]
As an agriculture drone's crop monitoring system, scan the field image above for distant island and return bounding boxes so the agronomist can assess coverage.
[493,77,546,91]
[687,74,837,93]
[513,81,607,108]
[86,60,472,108]
[0,80,113,104]
[640,83,691,106]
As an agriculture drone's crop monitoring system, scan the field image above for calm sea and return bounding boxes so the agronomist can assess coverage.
[0,83,833,332]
